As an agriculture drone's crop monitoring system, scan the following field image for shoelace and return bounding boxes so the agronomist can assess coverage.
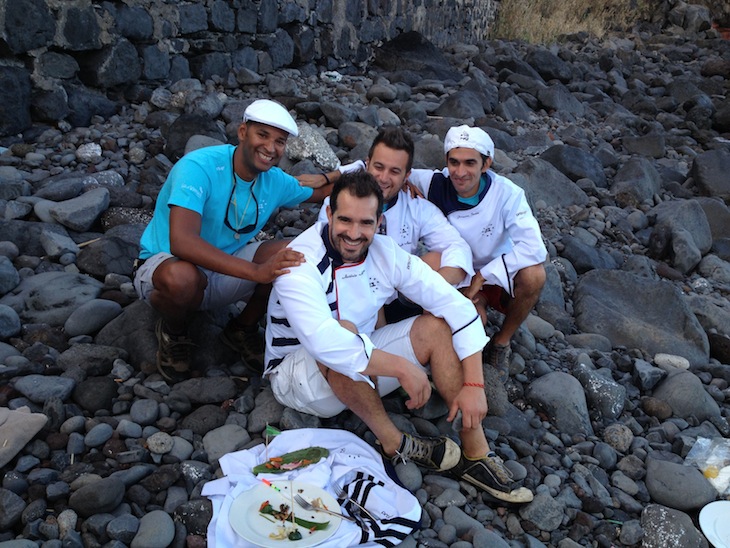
[160,334,195,362]
[485,455,514,483]
[395,435,434,464]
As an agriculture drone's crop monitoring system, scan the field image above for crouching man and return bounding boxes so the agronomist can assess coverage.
[263,170,533,503]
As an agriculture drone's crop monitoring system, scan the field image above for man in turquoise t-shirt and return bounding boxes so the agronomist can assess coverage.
[133,99,331,379]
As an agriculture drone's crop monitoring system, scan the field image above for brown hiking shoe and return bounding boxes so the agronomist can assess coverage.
[155,319,195,380]
[220,323,265,376]
[484,340,511,384]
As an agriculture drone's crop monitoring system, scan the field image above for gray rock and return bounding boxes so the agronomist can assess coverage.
[64,299,123,337]
[57,343,126,376]
[632,359,666,391]
[0,271,103,326]
[72,377,118,414]
[560,235,619,274]
[13,375,75,403]
[645,457,716,511]
[526,371,593,435]
[84,423,114,448]
[602,423,634,454]
[698,254,730,285]
[170,377,237,405]
[48,187,110,232]
[690,146,730,201]
[0,256,19,296]
[442,504,483,536]
[518,492,566,532]
[0,303,21,338]
[0,488,26,531]
[573,363,625,420]
[68,477,125,518]
[130,399,160,426]
[202,424,251,464]
[537,83,585,116]
[512,158,590,208]
[286,124,340,170]
[641,504,707,547]
[611,157,661,207]
[652,369,721,422]
[573,270,709,367]
[106,513,139,543]
[539,145,606,187]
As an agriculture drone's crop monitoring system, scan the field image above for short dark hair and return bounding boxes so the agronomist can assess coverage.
[367,126,415,172]
[330,170,384,219]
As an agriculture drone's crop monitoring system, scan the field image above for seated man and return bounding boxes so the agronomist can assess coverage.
[263,170,533,503]
[133,99,331,379]
[408,125,547,382]
[314,126,473,287]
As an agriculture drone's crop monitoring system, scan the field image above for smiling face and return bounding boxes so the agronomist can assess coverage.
[446,147,491,198]
[326,189,381,263]
[366,143,411,202]
[236,121,289,180]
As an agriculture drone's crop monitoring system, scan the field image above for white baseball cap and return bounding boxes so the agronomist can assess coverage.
[243,99,299,137]
[444,125,494,158]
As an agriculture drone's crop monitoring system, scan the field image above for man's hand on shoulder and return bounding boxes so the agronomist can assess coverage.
[297,173,334,189]
[254,247,305,283]
[403,180,424,199]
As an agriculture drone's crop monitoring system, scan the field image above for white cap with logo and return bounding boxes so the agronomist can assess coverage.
[243,99,299,137]
[444,125,494,158]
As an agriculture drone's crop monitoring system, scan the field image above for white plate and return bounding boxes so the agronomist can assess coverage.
[700,500,730,548]
[229,480,341,547]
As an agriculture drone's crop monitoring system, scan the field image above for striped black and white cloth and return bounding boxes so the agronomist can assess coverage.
[204,428,422,547]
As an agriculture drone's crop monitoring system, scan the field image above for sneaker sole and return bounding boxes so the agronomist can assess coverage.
[462,472,534,503]
[156,354,190,381]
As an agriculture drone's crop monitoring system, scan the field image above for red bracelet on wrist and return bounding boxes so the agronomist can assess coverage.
[463,382,485,388]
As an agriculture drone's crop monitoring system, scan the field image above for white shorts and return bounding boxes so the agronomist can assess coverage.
[133,241,263,310]
[268,317,425,418]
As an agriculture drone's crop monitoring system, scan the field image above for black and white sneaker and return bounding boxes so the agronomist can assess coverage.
[386,432,461,472]
[452,453,534,503]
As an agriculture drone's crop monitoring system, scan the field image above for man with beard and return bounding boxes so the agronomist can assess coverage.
[263,170,533,503]
[134,99,331,379]
[312,126,473,322]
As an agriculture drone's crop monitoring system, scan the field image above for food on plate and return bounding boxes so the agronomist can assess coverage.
[258,500,330,541]
[253,447,329,475]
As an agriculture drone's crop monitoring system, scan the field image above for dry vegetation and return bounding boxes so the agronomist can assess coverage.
[491,0,659,42]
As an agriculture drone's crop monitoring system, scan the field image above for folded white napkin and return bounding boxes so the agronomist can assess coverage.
[203,428,422,547]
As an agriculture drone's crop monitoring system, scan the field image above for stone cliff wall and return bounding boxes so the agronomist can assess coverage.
[0,0,497,137]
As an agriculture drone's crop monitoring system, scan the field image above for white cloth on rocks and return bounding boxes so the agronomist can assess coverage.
[203,428,421,547]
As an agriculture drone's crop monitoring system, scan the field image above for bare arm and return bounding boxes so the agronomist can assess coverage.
[363,348,431,410]
[169,206,304,284]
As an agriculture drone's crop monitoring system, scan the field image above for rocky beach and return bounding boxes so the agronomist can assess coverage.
[1,3,730,547]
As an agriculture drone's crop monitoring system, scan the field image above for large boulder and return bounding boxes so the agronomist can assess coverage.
[573,270,709,367]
